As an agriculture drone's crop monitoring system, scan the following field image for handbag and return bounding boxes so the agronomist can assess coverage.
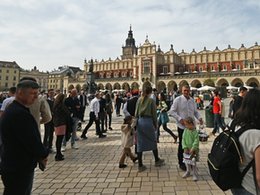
[158,112,169,124]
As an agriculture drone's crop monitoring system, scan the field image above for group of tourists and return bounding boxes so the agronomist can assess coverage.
[119,84,202,181]
[0,77,259,195]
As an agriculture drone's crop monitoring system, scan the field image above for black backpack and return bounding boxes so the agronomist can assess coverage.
[207,123,254,191]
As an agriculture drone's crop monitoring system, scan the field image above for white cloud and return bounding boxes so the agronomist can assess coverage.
[0,0,259,71]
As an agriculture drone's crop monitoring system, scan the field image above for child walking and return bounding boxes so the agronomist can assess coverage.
[182,117,199,181]
[119,116,137,168]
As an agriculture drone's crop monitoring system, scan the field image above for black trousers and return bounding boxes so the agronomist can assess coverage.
[177,127,185,166]
[1,170,34,195]
[82,112,101,136]
[106,112,112,128]
[80,106,86,121]
[157,120,177,140]
[99,111,106,132]
[43,121,54,149]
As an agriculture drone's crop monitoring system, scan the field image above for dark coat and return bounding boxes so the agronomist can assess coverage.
[53,103,70,127]
[0,101,48,173]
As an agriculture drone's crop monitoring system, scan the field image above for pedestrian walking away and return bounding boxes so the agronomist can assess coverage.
[135,83,165,172]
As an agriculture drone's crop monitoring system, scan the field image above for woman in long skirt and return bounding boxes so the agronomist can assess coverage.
[135,83,165,172]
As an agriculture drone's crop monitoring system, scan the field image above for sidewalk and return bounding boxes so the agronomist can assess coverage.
[0,114,232,195]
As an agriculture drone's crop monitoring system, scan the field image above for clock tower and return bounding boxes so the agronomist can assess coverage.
[121,25,138,59]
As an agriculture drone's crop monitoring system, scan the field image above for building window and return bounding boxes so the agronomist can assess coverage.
[163,66,168,74]
[14,70,16,73]
[122,72,127,77]
[6,76,9,80]
[13,76,16,81]
[236,65,240,70]
[223,65,227,70]
[5,83,8,87]
[143,61,150,74]
[6,70,9,73]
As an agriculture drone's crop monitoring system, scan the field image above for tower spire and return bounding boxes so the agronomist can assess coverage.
[121,26,138,59]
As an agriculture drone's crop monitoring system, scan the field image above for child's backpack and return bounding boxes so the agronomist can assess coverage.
[207,123,255,191]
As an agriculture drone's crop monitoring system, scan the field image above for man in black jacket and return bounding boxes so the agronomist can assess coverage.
[0,80,48,195]
[99,93,107,133]
[78,90,88,122]
[64,89,81,149]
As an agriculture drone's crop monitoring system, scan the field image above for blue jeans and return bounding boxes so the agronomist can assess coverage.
[1,170,34,195]
[231,187,254,195]
[63,117,79,146]
[212,114,225,134]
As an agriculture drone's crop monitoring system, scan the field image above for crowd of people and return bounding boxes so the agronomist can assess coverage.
[0,78,259,195]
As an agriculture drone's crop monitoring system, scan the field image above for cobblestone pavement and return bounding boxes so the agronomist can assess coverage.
[0,100,233,195]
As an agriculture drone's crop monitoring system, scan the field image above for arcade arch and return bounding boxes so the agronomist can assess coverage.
[97,83,104,90]
[122,82,130,92]
[113,83,121,90]
[216,78,229,87]
[82,84,87,91]
[246,77,259,87]
[167,80,178,92]
[179,80,189,90]
[75,84,81,92]
[203,79,215,87]
[68,84,74,91]
[157,81,166,93]
[190,79,202,88]
[105,83,112,91]
[131,82,139,90]
[231,78,243,87]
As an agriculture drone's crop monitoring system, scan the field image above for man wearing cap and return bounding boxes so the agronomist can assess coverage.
[19,77,52,130]
[0,80,48,195]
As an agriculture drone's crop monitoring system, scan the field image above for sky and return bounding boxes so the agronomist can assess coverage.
[0,0,259,72]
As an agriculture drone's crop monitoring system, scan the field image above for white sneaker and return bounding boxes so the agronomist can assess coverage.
[193,174,198,181]
[71,144,79,149]
[182,171,190,178]
[61,146,66,152]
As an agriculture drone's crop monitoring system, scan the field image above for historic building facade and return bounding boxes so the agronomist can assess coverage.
[20,66,49,91]
[48,66,83,93]
[0,61,20,91]
[79,27,260,93]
